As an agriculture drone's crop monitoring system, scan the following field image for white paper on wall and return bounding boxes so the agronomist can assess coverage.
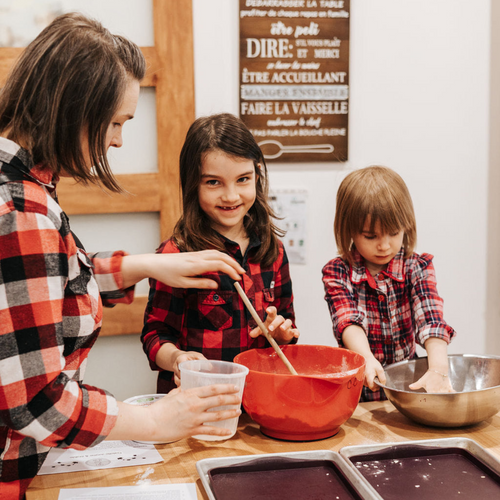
[269,188,308,265]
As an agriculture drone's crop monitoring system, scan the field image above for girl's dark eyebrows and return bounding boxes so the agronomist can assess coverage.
[239,170,255,176]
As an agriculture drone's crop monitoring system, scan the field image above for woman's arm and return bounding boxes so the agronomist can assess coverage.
[107,385,241,442]
[121,250,245,289]
[0,209,119,450]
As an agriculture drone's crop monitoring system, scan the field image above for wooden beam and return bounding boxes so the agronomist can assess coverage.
[0,47,22,87]
[57,173,161,215]
[101,296,148,336]
[153,0,195,240]
[140,46,159,88]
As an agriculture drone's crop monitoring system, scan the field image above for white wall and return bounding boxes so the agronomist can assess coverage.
[17,0,489,400]
[193,0,491,358]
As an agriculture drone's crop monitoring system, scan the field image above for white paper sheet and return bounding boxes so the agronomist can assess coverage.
[38,440,163,475]
[269,188,308,265]
[57,484,197,500]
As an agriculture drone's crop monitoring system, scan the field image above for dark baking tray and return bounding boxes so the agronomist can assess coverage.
[340,438,500,500]
[196,450,378,500]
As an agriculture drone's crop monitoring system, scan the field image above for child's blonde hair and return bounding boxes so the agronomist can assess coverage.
[334,166,417,265]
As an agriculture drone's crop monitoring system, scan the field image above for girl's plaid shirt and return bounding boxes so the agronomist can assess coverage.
[322,249,456,402]
[141,235,296,393]
[0,137,133,499]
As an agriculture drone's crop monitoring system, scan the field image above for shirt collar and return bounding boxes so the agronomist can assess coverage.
[0,137,57,191]
[351,247,405,286]
[218,231,261,256]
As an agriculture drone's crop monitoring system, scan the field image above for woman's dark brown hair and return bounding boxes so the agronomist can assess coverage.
[334,165,417,265]
[172,113,284,267]
[0,12,146,191]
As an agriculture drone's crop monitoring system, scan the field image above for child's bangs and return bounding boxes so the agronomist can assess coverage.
[358,191,407,235]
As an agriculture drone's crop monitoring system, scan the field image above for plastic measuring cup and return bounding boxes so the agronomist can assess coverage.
[179,360,249,441]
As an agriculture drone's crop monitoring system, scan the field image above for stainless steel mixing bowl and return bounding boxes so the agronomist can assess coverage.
[374,354,500,427]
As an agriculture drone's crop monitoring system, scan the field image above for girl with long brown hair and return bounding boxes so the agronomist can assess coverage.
[142,113,300,392]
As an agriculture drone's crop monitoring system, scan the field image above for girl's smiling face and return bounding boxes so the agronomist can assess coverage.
[352,218,405,275]
[198,150,257,240]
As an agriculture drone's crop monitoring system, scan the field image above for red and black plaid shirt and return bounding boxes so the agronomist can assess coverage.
[0,138,134,499]
[322,248,456,402]
[141,235,296,393]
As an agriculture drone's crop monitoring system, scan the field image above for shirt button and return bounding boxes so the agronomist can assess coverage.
[382,316,389,323]
[384,338,392,345]
[378,295,385,302]
[213,294,219,301]
[378,273,384,280]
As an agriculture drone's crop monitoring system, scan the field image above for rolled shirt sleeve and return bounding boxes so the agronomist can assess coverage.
[89,250,135,306]
[322,258,366,344]
[409,253,456,347]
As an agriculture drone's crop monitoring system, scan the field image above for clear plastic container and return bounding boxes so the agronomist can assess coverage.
[179,360,249,441]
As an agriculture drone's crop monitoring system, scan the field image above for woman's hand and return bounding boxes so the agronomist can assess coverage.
[249,306,299,344]
[364,355,386,391]
[171,350,207,387]
[121,250,245,289]
[409,370,454,393]
[147,385,242,442]
[110,384,241,443]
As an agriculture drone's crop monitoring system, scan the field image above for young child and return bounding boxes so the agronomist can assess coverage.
[322,166,456,402]
[142,113,299,392]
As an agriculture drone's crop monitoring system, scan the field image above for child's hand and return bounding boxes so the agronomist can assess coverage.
[249,306,300,344]
[172,351,207,387]
[364,356,386,391]
[409,370,454,393]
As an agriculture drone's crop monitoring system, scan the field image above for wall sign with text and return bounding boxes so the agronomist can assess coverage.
[239,0,350,162]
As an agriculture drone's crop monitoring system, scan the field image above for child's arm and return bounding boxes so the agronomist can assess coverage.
[141,240,192,384]
[249,306,300,344]
[323,258,385,390]
[408,337,454,392]
[342,325,386,390]
[248,244,299,344]
[408,254,456,393]
[155,344,207,387]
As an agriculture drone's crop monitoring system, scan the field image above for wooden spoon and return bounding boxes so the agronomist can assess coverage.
[234,282,298,375]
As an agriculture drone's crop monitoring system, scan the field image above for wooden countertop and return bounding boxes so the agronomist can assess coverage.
[27,400,500,499]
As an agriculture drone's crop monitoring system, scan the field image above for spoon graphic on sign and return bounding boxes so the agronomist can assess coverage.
[258,140,334,160]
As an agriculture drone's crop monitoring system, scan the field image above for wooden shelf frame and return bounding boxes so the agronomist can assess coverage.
[0,0,195,336]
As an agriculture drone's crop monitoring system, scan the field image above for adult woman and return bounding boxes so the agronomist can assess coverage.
[0,13,243,498]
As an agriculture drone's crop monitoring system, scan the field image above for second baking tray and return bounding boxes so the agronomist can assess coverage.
[340,437,500,500]
[196,450,378,500]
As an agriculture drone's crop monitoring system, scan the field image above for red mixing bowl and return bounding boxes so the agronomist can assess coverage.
[234,344,365,441]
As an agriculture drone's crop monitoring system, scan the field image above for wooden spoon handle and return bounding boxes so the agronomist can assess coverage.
[234,282,298,375]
